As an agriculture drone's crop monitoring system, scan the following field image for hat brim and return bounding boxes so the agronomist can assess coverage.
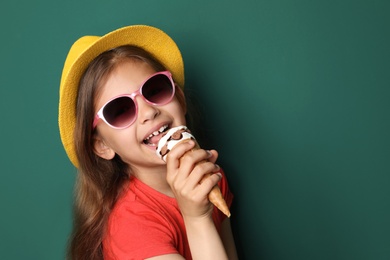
[58,25,184,167]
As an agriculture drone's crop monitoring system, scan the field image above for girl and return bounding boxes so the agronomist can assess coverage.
[59,25,237,260]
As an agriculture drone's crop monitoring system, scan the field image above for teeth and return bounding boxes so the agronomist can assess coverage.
[144,125,168,142]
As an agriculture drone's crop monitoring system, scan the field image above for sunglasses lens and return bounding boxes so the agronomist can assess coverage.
[142,74,174,104]
[103,96,136,128]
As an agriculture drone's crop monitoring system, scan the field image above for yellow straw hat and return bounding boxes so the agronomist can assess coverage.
[58,25,184,168]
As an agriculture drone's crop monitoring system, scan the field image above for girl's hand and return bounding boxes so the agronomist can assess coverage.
[165,140,221,219]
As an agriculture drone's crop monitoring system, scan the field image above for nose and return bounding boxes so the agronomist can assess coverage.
[136,95,159,124]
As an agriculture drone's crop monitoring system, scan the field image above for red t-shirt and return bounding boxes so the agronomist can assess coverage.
[102,170,233,260]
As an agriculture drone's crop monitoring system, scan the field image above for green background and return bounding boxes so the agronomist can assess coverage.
[1,1,389,259]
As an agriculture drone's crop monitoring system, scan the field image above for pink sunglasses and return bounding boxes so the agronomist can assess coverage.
[93,71,175,129]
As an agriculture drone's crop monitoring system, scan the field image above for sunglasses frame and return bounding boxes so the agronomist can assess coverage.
[92,71,175,129]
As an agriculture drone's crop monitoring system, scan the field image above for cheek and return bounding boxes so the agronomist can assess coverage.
[170,101,187,122]
[98,127,136,154]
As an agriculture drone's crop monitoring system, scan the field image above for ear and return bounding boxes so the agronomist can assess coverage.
[93,137,116,160]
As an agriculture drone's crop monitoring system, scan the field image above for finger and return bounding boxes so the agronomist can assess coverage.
[206,149,219,164]
[165,140,196,185]
[196,171,223,197]
[170,148,210,187]
[166,140,196,170]
[186,162,221,190]
[179,148,212,167]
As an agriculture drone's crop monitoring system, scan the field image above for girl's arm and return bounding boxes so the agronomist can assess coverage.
[183,213,228,259]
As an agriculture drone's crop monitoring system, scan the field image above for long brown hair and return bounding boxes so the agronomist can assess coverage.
[67,45,186,259]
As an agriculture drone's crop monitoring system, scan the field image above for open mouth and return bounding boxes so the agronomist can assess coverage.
[143,124,169,148]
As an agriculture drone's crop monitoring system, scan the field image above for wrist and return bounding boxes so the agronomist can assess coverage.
[183,213,214,229]
[183,215,228,260]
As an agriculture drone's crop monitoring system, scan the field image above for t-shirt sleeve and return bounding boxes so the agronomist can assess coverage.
[103,203,179,260]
